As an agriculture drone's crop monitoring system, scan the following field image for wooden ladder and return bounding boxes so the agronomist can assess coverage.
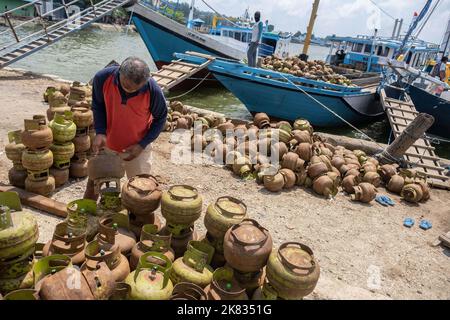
[151,51,215,90]
[0,0,131,69]
[380,88,449,189]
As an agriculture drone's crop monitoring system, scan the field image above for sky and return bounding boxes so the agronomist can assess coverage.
[191,0,450,44]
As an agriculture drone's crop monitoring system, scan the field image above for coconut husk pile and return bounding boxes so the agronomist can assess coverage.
[261,56,354,87]
[166,101,431,205]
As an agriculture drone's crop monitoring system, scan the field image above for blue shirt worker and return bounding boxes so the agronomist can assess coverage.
[247,11,263,68]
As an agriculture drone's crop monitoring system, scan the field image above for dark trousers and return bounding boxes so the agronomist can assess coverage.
[247,42,259,67]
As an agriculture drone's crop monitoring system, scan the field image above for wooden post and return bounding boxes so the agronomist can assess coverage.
[0,185,67,218]
[302,0,320,58]
[378,113,435,164]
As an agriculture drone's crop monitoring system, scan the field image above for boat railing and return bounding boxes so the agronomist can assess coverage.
[0,0,114,52]
[139,0,185,22]
[174,52,363,94]
[258,43,274,57]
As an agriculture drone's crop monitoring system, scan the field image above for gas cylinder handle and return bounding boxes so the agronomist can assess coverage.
[24,119,45,132]
[140,224,159,241]
[51,222,86,254]
[277,242,315,273]
[32,254,72,285]
[134,251,172,287]
[97,217,117,245]
[183,241,213,272]
[139,229,171,252]
[215,197,247,217]
[7,130,22,144]
[171,282,207,300]
[230,219,268,247]
[127,174,160,195]
[211,267,246,297]
[0,206,13,230]
[84,241,121,270]
[168,185,198,201]
[139,239,166,253]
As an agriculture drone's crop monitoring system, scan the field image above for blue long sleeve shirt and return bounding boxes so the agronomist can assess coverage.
[91,66,167,151]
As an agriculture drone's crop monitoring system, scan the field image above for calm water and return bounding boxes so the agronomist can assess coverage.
[1,26,448,158]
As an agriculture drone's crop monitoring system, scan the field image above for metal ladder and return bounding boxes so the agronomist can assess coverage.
[380,88,449,190]
[0,0,131,69]
[151,51,215,90]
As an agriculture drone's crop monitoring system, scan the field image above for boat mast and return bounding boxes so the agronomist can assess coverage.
[301,0,320,61]
[395,0,433,58]
[187,0,195,29]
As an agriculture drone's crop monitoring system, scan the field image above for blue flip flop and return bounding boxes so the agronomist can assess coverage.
[376,195,395,207]
[419,220,432,230]
[404,218,415,228]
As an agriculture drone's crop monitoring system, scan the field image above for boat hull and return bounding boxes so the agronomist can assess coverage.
[408,85,450,139]
[131,4,243,65]
[213,72,382,127]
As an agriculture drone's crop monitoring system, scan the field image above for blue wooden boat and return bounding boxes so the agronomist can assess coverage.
[174,53,384,127]
[129,1,294,69]
[380,59,450,139]
[407,85,450,139]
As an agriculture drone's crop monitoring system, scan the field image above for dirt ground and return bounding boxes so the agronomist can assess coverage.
[1,68,449,300]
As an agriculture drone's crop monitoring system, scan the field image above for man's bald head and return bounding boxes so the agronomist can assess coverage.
[119,56,150,86]
[119,57,150,93]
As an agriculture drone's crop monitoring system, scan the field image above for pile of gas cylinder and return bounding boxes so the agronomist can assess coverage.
[0,172,320,300]
[4,82,94,195]
[165,101,431,204]
[261,56,353,87]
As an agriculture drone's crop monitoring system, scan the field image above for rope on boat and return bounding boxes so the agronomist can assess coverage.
[167,72,212,99]
[426,135,450,144]
[367,0,396,20]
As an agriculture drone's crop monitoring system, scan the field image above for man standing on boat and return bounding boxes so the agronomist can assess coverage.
[431,56,448,82]
[83,56,167,200]
[247,11,264,67]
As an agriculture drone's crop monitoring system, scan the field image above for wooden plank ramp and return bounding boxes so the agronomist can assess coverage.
[380,88,449,190]
[151,51,215,90]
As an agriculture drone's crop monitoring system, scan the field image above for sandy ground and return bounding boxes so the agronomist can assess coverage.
[0,68,449,300]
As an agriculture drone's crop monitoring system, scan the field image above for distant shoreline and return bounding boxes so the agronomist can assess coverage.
[0,17,136,33]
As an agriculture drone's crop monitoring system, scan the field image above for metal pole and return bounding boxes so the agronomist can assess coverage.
[34,3,51,42]
[4,13,20,43]
[90,0,97,17]
[396,18,403,39]
[367,28,378,72]
[392,19,398,39]
[302,0,320,58]
[60,0,70,20]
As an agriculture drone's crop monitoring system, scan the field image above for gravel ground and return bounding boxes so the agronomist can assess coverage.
[1,68,449,300]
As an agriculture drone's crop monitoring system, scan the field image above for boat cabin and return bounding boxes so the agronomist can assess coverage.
[209,20,292,58]
[326,35,439,72]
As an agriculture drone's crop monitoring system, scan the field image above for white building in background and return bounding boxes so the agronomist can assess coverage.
[441,18,450,57]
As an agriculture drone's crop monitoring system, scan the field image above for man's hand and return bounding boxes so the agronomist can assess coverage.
[92,134,106,154]
[123,144,143,161]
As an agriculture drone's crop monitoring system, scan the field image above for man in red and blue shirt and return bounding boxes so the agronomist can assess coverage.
[84,57,167,199]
